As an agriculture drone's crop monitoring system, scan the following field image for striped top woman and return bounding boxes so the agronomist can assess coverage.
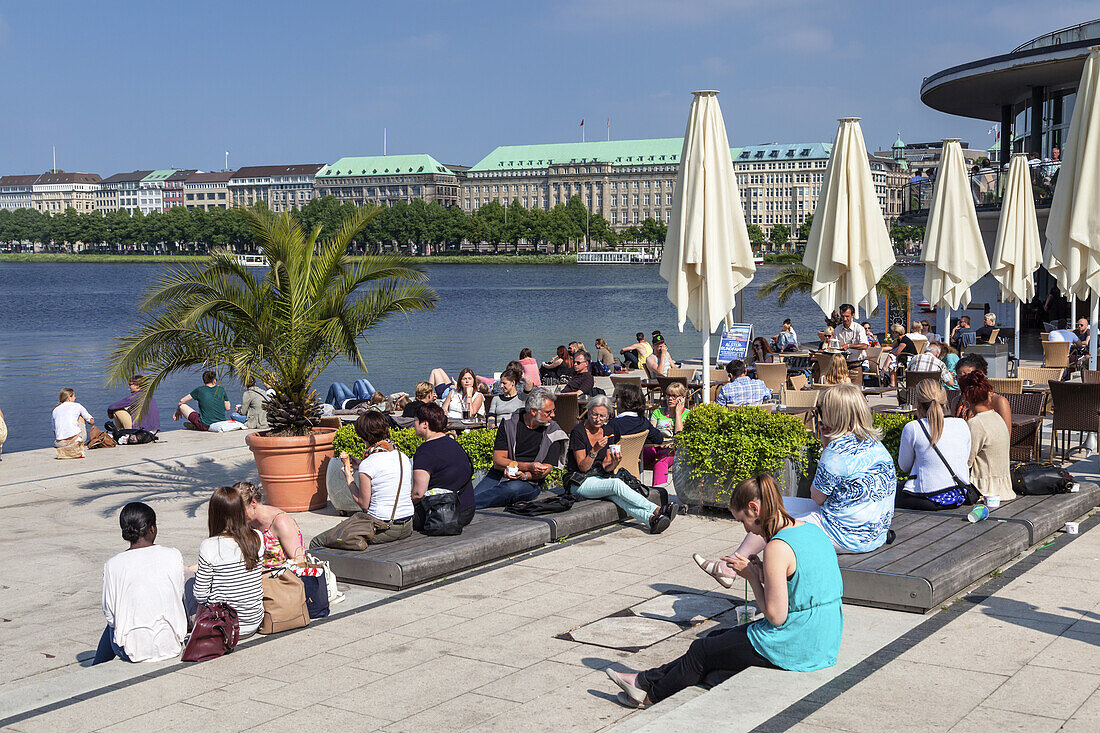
[192,485,264,636]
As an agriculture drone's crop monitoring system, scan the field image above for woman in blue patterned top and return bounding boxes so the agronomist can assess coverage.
[698,383,895,575]
[607,474,843,707]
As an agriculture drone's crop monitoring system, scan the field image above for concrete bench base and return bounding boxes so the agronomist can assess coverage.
[482,488,664,540]
[309,513,551,590]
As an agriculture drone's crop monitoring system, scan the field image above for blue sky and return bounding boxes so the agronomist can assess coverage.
[0,1,1095,175]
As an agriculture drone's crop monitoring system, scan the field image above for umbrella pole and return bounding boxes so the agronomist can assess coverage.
[703,330,712,404]
[1014,300,1021,363]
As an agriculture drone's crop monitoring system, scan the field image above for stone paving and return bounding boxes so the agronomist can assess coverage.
[1,418,1097,732]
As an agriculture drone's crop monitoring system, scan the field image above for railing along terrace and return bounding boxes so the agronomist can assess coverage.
[902,160,1061,216]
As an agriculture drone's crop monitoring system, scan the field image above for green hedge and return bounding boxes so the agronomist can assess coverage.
[674,404,820,487]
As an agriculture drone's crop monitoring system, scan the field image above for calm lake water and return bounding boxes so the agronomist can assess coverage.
[0,261,926,453]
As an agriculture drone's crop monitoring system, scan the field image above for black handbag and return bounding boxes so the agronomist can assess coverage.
[419,490,463,536]
[1011,462,1074,496]
[916,419,983,506]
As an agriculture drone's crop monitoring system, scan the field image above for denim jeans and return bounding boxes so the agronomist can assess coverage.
[573,476,658,524]
[325,382,356,408]
[474,474,541,508]
[92,625,131,665]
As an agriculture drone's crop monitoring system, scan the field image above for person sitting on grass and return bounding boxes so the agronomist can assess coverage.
[566,395,676,534]
[619,332,652,370]
[174,370,229,431]
[473,387,566,509]
[402,382,436,418]
[411,403,475,530]
[311,411,415,548]
[715,360,772,406]
[53,387,94,459]
[560,351,596,396]
[106,375,160,432]
[606,473,842,709]
[94,502,186,664]
[237,481,306,569]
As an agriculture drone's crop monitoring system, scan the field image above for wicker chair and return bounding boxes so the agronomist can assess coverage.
[553,392,581,436]
[668,366,696,380]
[985,328,1001,345]
[617,430,650,481]
[1047,380,1100,460]
[1001,391,1045,462]
[1082,369,1100,385]
[1042,340,1072,369]
[781,388,819,408]
[989,378,1023,394]
[1018,366,1064,385]
[709,368,730,385]
[1040,331,1050,341]
[789,373,809,391]
[755,362,788,394]
[902,370,942,405]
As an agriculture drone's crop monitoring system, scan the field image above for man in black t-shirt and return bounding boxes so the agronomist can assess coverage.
[474,388,567,508]
[561,351,595,396]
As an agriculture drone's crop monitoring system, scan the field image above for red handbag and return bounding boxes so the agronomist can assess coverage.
[181,602,240,662]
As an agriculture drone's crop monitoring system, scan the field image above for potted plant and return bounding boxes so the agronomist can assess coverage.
[110,206,437,511]
[670,404,820,508]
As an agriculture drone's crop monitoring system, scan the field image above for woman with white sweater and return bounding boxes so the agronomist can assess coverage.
[896,380,972,510]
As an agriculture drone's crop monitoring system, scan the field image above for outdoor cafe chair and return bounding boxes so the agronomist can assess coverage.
[755,362,789,395]
[1001,391,1045,462]
[1082,369,1100,385]
[617,430,650,482]
[667,366,696,380]
[960,331,977,349]
[901,370,942,405]
[709,368,730,385]
[553,392,581,436]
[1047,380,1100,461]
[780,387,819,408]
[1042,340,1072,370]
[788,373,809,392]
[989,377,1023,394]
[1018,366,1064,385]
[985,328,1001,345]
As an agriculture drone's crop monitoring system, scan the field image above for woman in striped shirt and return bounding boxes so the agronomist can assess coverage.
[191,485,265,637]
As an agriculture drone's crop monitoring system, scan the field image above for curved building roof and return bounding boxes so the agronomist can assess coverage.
[920,20,1100,121]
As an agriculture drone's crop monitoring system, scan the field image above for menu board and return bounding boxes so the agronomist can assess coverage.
[716,324,753,364]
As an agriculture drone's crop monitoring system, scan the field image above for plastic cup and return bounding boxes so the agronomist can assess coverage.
[1066,521,1080,535]
[737,604,757,624]
[967,505,989,522]
[986,495,1001,509]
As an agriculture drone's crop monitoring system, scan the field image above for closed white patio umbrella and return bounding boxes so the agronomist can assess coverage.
[991,153,1043,360]
[921,139,990,340]
[661,90,756,402]
[1046,46,1100,371]
[803,117,896,319]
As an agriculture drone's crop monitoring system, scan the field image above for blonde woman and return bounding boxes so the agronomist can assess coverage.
[822,357,852,386]
[52,388,94,459]
[696,383,895,586]
[237,481,306,569]
[896,380,971,510]
[644,381,690,486]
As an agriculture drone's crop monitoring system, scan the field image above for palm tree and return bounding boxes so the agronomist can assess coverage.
[110,206,437,436]
[757,264,911,316]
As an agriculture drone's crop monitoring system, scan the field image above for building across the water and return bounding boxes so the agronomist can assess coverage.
[32,171,102,213]
[315,154,460,208]
[463,138,910,241]
[183,171,233,211]
[0,175,41,211]
[230,164,326,211]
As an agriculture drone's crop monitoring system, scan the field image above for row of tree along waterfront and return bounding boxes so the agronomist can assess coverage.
[0,195,924,256]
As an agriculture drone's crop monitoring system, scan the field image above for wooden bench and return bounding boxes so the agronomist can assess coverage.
[839,511,1029,613]
[896,482,1100,544]
[843,482,1100,613]
[309,513,551,590]
[481,488,664,540]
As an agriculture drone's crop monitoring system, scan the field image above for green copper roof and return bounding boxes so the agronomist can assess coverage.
[142,169,179,182]
[318,154,454,178]
[468,138,830,172]
[892,131,906,149]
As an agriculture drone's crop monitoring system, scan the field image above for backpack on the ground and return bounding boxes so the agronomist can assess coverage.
[111,428,160,445]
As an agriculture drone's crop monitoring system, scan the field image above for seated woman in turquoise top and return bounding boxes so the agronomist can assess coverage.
[606,474,843,707]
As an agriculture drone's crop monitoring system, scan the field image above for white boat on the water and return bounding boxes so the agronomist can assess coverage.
[234,253,268,268]
[576,249,661,264]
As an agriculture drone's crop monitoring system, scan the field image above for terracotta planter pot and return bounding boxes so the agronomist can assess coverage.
[246,428,336,512]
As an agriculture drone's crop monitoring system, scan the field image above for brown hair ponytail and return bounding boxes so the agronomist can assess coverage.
[730,474,795,541]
